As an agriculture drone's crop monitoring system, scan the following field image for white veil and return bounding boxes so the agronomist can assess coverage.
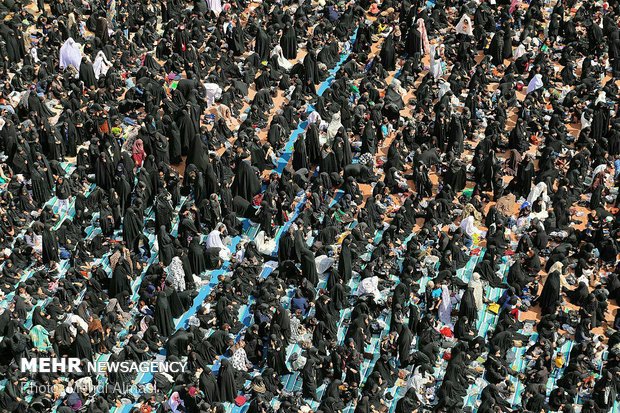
[59,38,82,70]
[93,51,112,80]
[271,45,294,71]
[455,14,474,37]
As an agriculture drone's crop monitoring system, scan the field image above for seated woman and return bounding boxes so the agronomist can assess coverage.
[205,222,232,262]
[459,203,485,248]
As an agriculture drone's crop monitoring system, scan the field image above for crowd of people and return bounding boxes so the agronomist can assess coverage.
[0,0,619,412]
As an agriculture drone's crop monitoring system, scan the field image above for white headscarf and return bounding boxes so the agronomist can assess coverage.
[526,74,544,94]
[358,276,381,301]
[591,163,607,182]
[30,47,40,63]
[64,313,89,336]
[59,38,82,70]
[438,80,452,99]
[204,82,223,107]
[205,226,226,250]
[438,284,452,327]
[455,14,474,36]
[93,51,112,80]
[73,377,94,396]
[255,230,276,255]
[205,224,232,261]
[271,45,294,71]
[514,44,526,60]
[206,0,223,15]
[168,392,184,413]
[527,182,549,205]
[595,90,607,105]
[307,110,322,125]
[548,261,564,276]
[326,111,342,142]
[469,273,484,311]
[408,365,434,403]
[315,255,335,274]
[581,111,592,130]
[548,261,571,289]
[430,44,445,80]
[392,78,406,95]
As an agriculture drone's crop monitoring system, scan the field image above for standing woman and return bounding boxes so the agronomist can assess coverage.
[538,270,562,315]
[132,138,147,168]
[267,333,290,376]
[280,24,298,60]
[380,33,396,71]
[199,367,218,404]
[437,282,453,327]
[154,288,174,337]
[335,236,353,287]
[487,30,505,66]
[41,226,59,265]
[301,357,318,401]
[157,226,175,266]
[217,359,238,403]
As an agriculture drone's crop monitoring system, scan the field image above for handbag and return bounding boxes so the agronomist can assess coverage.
[439,327,454,338]
[488,303,500,314]
[235,396,247,406]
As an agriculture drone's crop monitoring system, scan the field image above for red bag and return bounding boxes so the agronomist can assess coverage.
[439,327,453,338]
[235,396,247,407]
